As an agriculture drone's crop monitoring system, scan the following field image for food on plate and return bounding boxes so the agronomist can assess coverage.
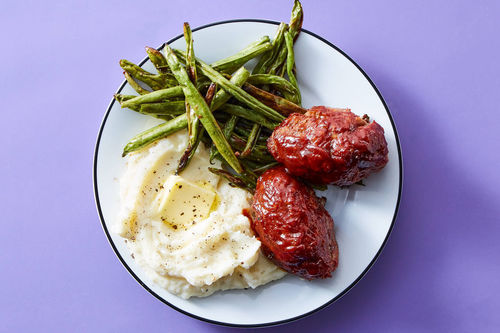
[112,0,308,299]
[268,106,389,186]
[109,0,389,298]
[251,166,339,279]
[115,132,286,299]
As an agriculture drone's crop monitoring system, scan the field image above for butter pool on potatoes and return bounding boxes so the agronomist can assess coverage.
[153,175,216,228]
[115,131,286,298]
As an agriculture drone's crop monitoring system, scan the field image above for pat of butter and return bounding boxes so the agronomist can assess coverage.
[154,175,216,228]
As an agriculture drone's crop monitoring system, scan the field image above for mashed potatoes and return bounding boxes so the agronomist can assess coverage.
[114,131,286,298]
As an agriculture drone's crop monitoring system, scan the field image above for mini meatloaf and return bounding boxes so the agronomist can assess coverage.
[267,106,389,186]
[251,166,339,279]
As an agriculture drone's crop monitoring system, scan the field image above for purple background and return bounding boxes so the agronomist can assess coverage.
[1,0,499,331]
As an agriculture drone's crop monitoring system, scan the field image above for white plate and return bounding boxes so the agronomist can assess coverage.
[94,20,402,327]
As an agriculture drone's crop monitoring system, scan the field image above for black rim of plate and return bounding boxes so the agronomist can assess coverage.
[93,19,403,328]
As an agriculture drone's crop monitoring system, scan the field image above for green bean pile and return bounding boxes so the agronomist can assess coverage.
[114,0,305,192]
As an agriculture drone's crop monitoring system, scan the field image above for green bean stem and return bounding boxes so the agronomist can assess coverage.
[289,0,304,41]
[120,59,175,90]
[114,94,140,112]
[208,167,256,193]
[123,71,150,95]
[114,93,136,104]
[145,46,171,75]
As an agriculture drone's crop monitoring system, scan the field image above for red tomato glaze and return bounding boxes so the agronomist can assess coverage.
[267,106,389,186]
[251,166,339,279]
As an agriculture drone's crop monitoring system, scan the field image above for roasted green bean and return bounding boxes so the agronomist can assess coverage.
[164,44,242,173]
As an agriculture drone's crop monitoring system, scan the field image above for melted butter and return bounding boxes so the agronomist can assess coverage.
[196,181,220,214]
[210,193,221,213]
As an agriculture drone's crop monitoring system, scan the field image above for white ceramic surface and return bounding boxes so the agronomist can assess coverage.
[94,20,402,327]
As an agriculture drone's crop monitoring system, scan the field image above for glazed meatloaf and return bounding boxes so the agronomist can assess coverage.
[251,166,339,279]
[267,106,389,186]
